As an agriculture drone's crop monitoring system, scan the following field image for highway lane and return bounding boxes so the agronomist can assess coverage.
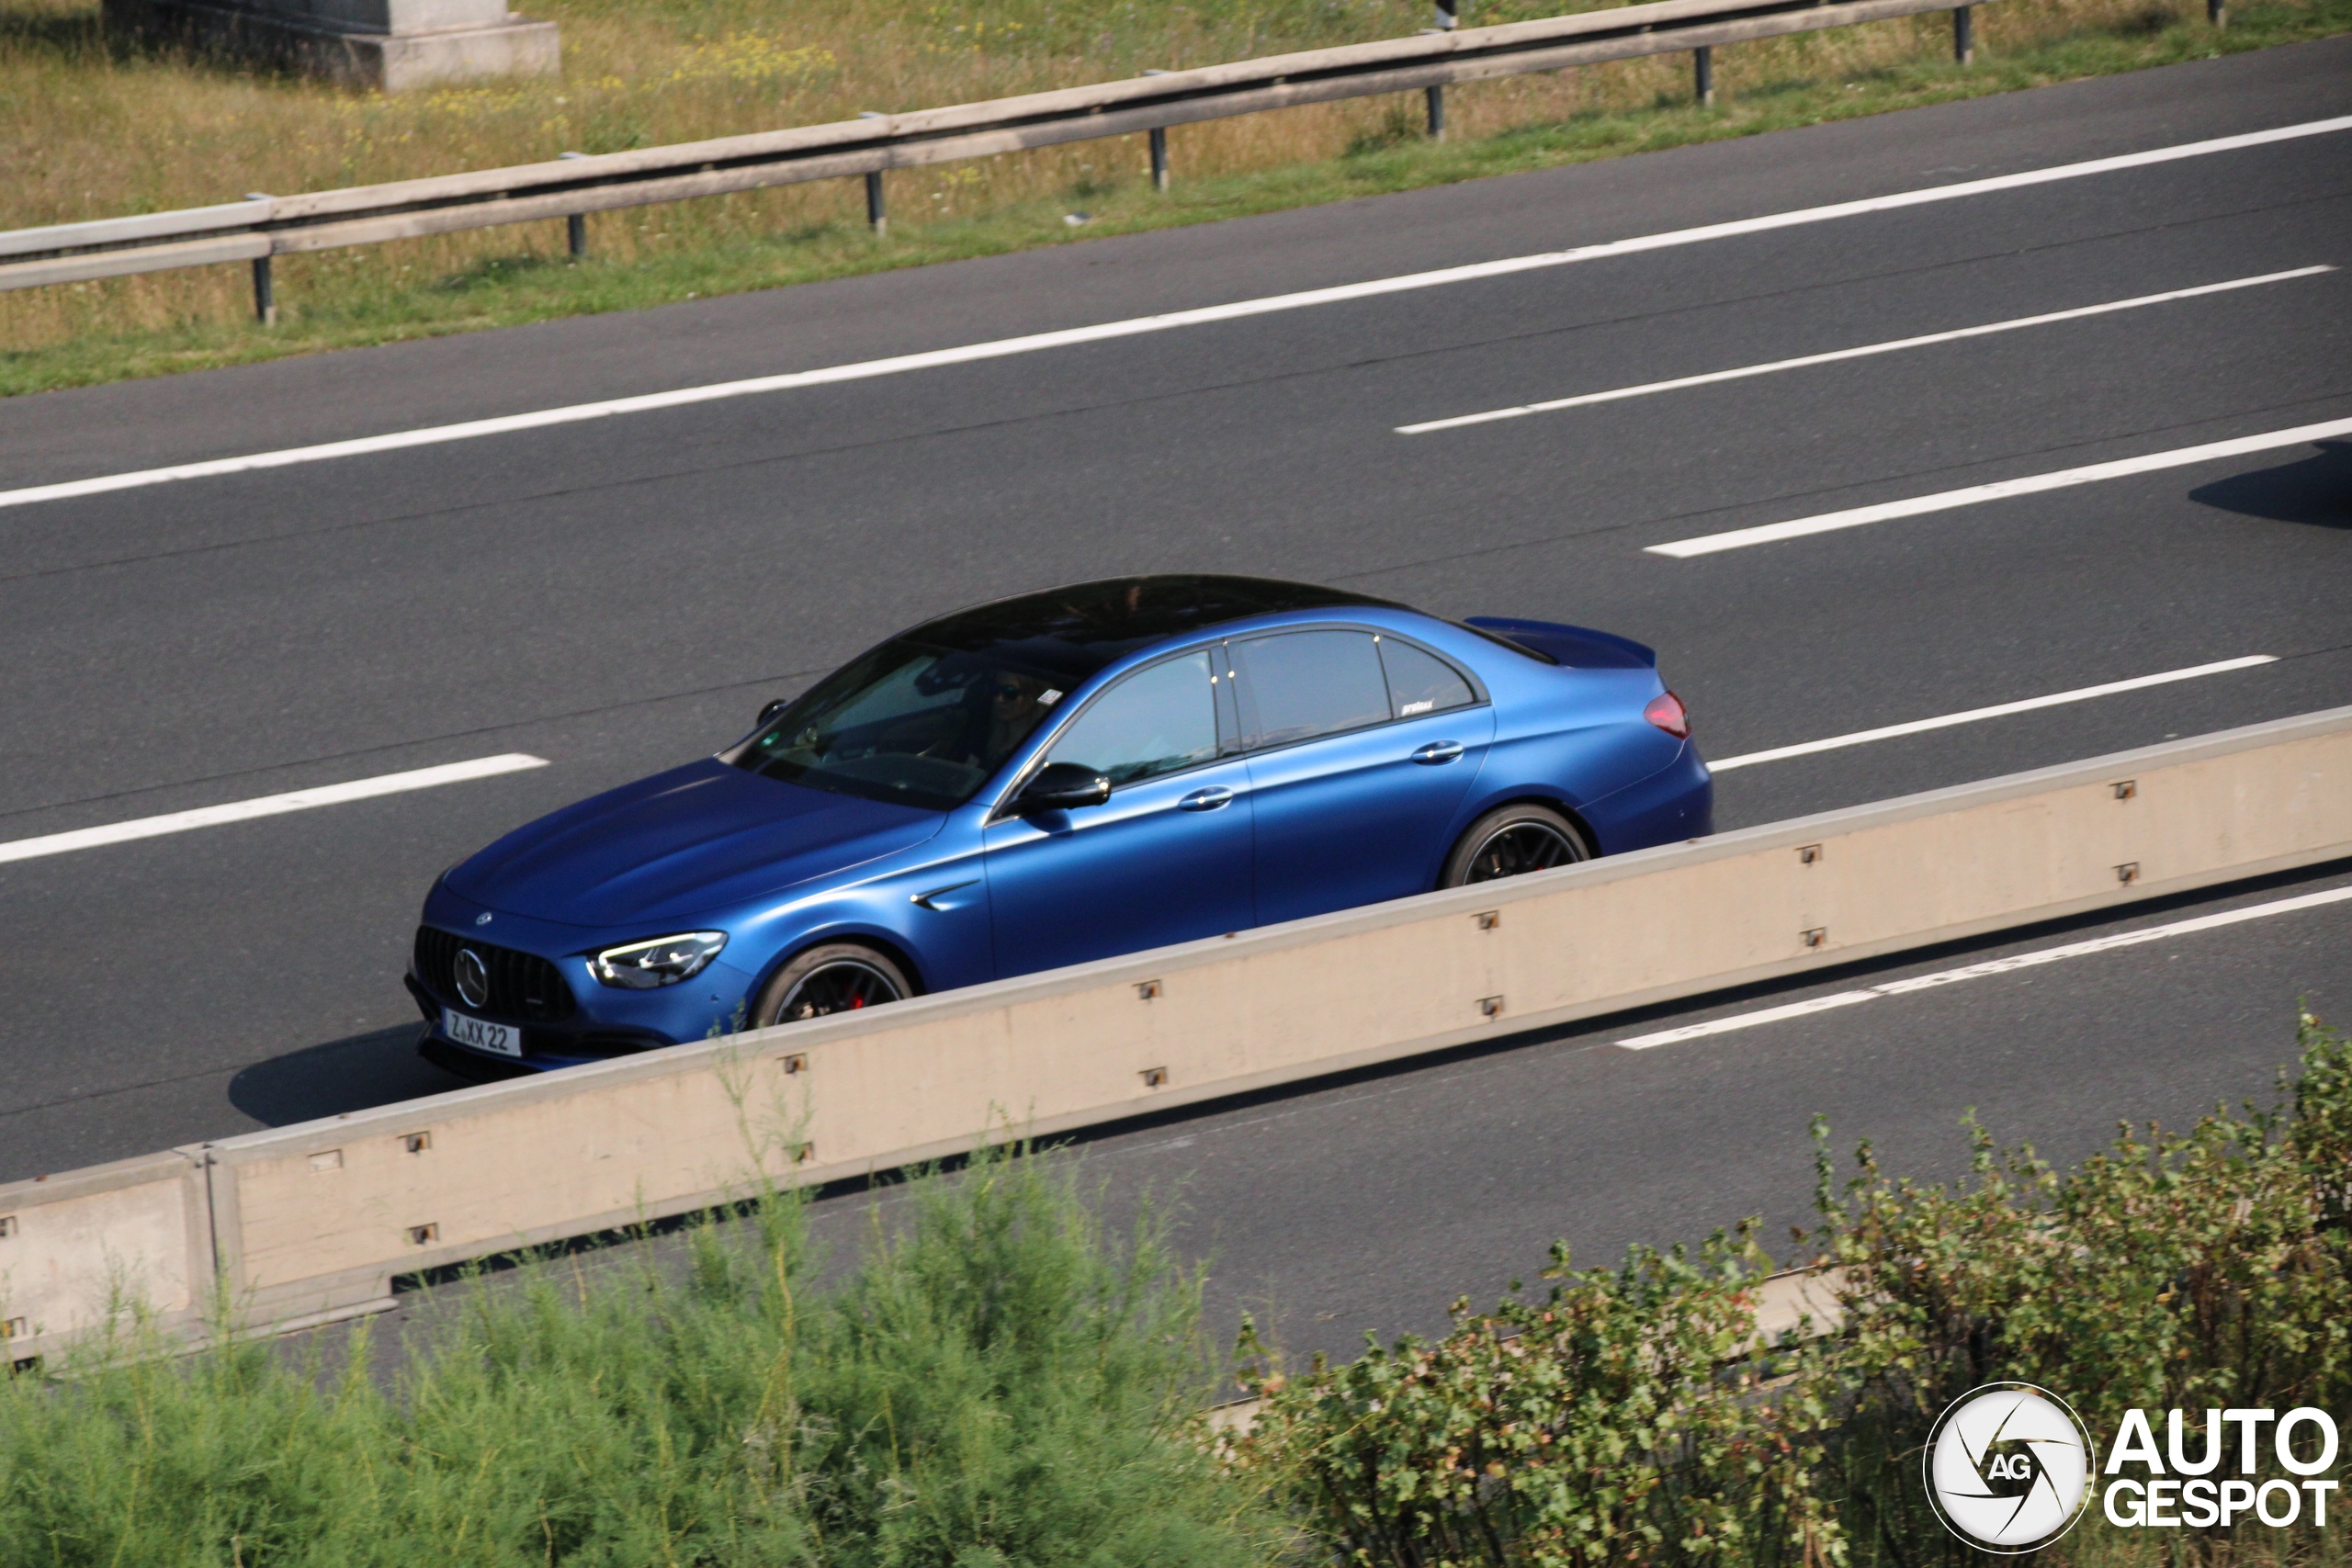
[1,39,2348,1188]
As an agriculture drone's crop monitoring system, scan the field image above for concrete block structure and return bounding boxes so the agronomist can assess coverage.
[105,0,558,90]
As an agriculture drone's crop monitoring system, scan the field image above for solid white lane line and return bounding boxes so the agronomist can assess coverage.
[1616,884,2352,1048]
[1629,991,1884,1045]
[5,117,2348,514]
[1871,887,2352,990]
[1396,267,2334,434]
[0,754,548,865]
[1707,656,2277,773]
[1646,415,2352,558]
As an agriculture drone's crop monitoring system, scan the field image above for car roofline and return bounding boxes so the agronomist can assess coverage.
[899,574,1411,642]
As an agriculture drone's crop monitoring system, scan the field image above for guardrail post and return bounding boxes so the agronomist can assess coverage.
[856,113,889,235]
[559,152,589,257]
[2208,0,2225,25]
[1425,0,1455,139]
[1693,45,1714,106]
[1142,71,1172,192]
[242,192,276,326]
[1952,4,1973,62]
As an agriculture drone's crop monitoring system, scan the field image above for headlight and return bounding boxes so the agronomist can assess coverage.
[590,931,728,989]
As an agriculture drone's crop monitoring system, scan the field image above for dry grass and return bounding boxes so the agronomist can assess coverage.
[2,0,2344,391]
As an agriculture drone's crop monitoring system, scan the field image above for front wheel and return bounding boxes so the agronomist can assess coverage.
[753,943,911,1026]
[1439,803,1590,888]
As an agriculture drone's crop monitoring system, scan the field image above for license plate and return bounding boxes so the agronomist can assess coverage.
[443,1008,522,1058]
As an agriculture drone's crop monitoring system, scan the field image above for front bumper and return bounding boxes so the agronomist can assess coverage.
[404,972,681,1076]
[409,886,762,1076]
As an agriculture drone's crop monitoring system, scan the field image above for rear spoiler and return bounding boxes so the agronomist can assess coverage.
[1463,616,1657,670]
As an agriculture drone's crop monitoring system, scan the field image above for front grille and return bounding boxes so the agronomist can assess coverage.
[413,926,577,1021]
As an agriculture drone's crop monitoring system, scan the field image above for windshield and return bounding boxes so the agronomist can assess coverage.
[733,638,1075,810]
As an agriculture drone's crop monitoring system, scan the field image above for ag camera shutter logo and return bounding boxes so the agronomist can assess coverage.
[1925,1382,2096,1552]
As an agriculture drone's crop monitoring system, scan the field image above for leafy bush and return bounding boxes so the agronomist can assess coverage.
[0,1147,1269,1567]
[1241,1014,2352,1567]
[1228,1226,1846,1567]
[1818,1012,2352,1564]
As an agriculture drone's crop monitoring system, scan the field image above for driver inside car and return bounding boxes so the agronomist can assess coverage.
[967,672,1053,770]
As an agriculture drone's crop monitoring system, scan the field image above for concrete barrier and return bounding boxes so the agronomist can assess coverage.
[0,1150,212,1361]
[24,706,2352,1344]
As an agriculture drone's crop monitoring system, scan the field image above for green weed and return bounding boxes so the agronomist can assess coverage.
[0,1146,1269,1567]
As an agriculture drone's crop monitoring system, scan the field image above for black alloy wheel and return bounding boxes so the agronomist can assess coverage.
[1464,822,1578,881]
[755,942,912,1027]
[1439,803,1590,888]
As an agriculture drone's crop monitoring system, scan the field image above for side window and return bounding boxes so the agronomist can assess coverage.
[1377,637,1476,719]
[1044,652,1218,786]
[1231,630,1390,750]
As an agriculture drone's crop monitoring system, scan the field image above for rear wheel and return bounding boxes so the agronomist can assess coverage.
[1440,803,1589,888]
[754,943,911,1026]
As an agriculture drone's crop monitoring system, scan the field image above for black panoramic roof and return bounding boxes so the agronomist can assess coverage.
[903,575,1408,681]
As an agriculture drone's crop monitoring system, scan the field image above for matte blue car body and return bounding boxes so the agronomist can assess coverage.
[410,599,1712,1075]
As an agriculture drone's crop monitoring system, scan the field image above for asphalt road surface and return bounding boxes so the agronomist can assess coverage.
[3,36,2347,1357]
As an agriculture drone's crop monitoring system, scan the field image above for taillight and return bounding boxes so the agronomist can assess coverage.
[1644,691,1690,739]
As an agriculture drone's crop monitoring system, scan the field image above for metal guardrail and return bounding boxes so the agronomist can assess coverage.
[2,0,1994,320]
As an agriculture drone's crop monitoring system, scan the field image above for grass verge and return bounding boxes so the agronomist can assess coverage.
[5,0,2348,399]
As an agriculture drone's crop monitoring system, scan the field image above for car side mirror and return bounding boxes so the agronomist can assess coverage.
[756,697,790,727]
[1017,761,1112,812]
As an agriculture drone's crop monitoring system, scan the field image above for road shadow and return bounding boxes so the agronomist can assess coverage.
[2188,440,2352,528]
[228,1023,469,1127]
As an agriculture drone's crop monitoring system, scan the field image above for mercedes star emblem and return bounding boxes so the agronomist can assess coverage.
[453,948,491,1009]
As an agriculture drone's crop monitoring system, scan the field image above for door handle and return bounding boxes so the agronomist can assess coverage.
[1179,786,1236,811]
[1410,740,1464,765]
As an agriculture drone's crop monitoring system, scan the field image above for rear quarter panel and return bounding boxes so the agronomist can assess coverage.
[1404,619,1696,856]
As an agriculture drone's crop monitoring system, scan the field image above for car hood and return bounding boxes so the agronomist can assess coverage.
[447,758,945,927]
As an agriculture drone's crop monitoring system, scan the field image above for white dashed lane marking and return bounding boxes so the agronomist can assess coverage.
[1396,267,2333,434]
[1616,885,2352,1048]
[0,754,548,865]
[1705,657,2277,772]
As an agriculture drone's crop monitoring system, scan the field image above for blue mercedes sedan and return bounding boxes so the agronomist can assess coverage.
[409,576,1710,1077]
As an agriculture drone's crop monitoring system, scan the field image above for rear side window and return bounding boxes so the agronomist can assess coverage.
[1377,637,1476,718]
[1044,651,1219,786]
[1231,630,1390,749]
